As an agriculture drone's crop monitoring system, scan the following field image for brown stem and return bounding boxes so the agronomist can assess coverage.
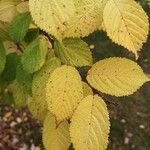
[16,43,23,53]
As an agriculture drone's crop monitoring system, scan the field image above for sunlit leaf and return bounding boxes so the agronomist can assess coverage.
[43,113,71,150]
[87,57,150,96]
[29,0,75,41]
[70,95,110,150]
[103,0,149,57]
[46,65,83,122]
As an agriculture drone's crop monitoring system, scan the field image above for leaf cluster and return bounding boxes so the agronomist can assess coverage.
[0,0,149,150]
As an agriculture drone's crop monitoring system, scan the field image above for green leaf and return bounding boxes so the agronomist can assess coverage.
[0,42,6,75]
[9,12,31,43]
[21,36,48,74]
[0,52,20,83]
[8,81,27,109]
[1,92,14,105]
[16,63,33,95]
[24,28,39,44]
[16,63,33,84]
[54,38,92,67]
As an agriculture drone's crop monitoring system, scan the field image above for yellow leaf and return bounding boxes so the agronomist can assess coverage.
[29,0,75,41]
[65,0,108,38]
[29,0,108,40]
[82,82,93,97]
[98,0,108,31]
[43,113,71,150]
[103,0,149,57]
[70,95,110,150]
[87,57,150,97]
[16,1,29,13]
[46,65,83,122]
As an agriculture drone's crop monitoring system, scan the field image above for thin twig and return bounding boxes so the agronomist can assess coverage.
[16,43,23,53]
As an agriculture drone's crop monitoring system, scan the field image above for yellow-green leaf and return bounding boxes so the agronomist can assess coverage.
[43,113,71,150]
[0,21,11,41]
[29,0,75,41]
[31,57,61,121]
[27,96,48,122]
[82,82,93,97]
[32,57,61,101]
[8,81,27,109]
[0,0,19,23]
[103,0,149,57]
[21,36,48,74]
[54,38,92,67]
[0,42,6,74]
[70,95,110,150]
[16,63,33,95]
[46,65,83,122]
[87,57,150,97]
